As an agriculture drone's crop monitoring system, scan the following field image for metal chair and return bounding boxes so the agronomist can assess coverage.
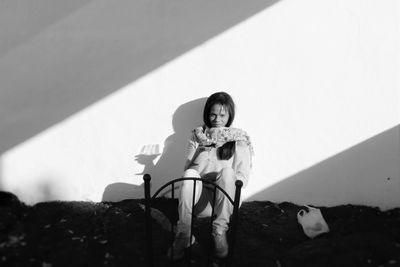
[143,173,243,267]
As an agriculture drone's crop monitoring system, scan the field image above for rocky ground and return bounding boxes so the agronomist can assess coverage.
[1,191,400,267]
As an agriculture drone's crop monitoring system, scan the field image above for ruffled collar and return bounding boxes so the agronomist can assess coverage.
[193,126,254,155]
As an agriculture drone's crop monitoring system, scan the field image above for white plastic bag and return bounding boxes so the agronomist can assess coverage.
[297,205,330,239]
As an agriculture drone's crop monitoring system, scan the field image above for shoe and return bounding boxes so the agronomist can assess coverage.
[213,231,228,258]
[167,232,196,260]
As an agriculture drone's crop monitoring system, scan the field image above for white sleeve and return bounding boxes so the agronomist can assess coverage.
[234,141,252,188]
[184,132,198,171]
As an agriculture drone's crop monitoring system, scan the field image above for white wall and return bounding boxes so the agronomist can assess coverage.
[0,0,399,209]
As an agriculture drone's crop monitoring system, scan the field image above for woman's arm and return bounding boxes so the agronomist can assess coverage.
[184,132,199,171]
[234,141,252,188]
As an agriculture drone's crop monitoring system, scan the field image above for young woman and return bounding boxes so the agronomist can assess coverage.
[169,92,253,260]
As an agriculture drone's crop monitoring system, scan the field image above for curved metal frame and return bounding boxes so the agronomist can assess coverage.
[152,177,236,204]
[143,174,243,267]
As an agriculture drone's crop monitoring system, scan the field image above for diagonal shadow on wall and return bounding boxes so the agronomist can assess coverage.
[0,0,281,156]
[247,125,400,210]
[0,0,94,57]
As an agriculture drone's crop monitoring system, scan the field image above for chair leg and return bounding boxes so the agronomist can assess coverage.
[144,174,154,267]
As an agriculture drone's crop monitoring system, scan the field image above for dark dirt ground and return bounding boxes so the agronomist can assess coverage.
[1,191,400,267]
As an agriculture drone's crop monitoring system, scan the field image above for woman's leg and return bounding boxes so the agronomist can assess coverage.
[176,169,203,234]
[212,167,236,258]
[213,167,236,234]
[169,169,210,259]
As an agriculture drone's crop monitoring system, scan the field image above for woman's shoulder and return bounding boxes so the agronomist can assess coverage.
[229,127,254,154]
[227,127,248,135]
[236,140,248,147]
[227,128,250,141]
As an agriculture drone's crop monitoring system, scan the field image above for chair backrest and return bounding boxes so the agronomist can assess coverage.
[143,174,243,267]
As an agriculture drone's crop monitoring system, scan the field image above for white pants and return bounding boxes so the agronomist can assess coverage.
[177,168,238,235]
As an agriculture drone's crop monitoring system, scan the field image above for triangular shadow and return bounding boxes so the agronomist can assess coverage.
[247,125,400,210]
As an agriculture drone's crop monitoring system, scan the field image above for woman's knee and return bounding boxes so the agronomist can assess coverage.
[216,167,236,186]
[183,168,200,178]
[180,169,201,196]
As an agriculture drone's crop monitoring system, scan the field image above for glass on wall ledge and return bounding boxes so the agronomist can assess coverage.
[139,144,161,156]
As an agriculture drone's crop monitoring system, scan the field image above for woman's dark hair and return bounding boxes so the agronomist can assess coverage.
[203,92,236,160]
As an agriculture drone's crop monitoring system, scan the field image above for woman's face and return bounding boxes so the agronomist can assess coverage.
[209,104,230,128]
